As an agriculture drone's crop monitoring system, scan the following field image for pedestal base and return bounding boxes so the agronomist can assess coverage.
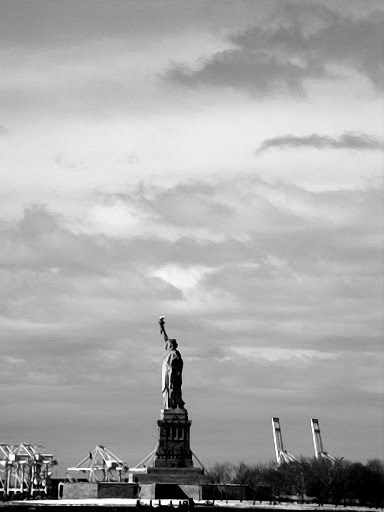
[154,408,193,468]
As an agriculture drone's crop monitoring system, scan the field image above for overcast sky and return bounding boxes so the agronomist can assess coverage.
[0,0,383,473]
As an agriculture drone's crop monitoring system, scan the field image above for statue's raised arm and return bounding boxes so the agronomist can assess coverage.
[159,316,168,342]
[159,316,185,410]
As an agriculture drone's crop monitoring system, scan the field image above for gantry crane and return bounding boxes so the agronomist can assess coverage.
[0,442,54,498]
[311,419,336,462]
[0,444,12,498]
[67,445,127,482]
[271,417,298,465]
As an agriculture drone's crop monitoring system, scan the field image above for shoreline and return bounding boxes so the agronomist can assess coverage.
[1,499,383,511]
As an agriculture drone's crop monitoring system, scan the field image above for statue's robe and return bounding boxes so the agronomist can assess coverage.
[162,348,185,409]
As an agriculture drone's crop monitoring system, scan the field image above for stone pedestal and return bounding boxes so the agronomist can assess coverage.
[154,408,193,468]
[129,407,209,488]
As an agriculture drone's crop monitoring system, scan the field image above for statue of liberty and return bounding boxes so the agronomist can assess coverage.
[159,317,185,410]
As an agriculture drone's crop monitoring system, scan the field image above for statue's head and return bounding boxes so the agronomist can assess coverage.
[167,338,178,350]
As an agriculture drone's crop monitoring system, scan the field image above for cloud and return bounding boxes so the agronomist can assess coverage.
[151,264,215,290]
[230,346,338,364]
[1,179,382,345]
[166,47,311,96]
[256,132,384,154]
[166,5,384,94]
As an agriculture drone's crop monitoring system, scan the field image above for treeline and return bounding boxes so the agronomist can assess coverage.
[207,458,384,507]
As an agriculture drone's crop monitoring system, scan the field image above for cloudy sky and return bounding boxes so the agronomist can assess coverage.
[0,0,383,472]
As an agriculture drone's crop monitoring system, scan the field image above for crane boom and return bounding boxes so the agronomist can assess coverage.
[311,419,336,462]
[271,417,298,465]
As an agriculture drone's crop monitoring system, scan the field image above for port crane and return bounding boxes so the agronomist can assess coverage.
[67,444,127,482]
[271,417,298,465]
[311,418,336,462]
[0,442,54,498]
